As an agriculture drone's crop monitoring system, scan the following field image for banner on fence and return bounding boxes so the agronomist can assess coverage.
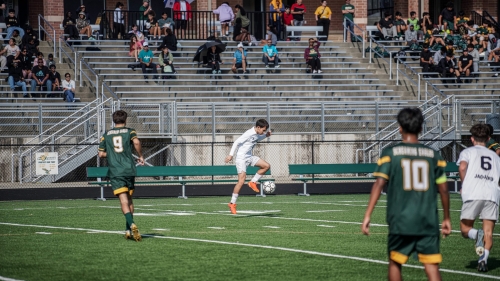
[36,152,59,175]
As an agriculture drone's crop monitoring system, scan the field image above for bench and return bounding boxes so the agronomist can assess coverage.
[289,163,460,196]
[286,26,324,38]
[87,165,274,199]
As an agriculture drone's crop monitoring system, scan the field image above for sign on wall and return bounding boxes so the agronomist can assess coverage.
[36,152,59,175]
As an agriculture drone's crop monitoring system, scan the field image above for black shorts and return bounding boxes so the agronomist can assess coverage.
[235,62,244,68]
[175,20,187,29]
[221,20,231,24]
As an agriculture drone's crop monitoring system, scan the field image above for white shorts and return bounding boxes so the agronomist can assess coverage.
[460,200,499,221]
[235,156,260,174]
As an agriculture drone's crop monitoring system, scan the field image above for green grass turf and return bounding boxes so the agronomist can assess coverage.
[0,194,499,281]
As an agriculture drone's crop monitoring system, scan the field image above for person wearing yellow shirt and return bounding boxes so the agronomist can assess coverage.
[315,0,332,41]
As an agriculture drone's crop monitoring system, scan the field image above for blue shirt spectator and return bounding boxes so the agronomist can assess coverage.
[233,48,247,64]
[138,48,154,63]
[263,44,278,57]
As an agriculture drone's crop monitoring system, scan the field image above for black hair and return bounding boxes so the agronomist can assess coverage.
[255,119,269,129]
[48,54,53,58]
[268,24,278,35]
[285,5,290,9]
[446,51,454,57]
[423,43,429,48]
[116,2,124,8]
[235,5,246,16]
[113,110,128,125]
[162,12,168,15]
[467,20,474,25]
[384,12,391,18]
[470,124,489,143]
[397,108,423,135]
[446,2,453,8]
[441,46,447,52]
[410,11,416,17]
[8,9,15,13]
[467,43,474,49]
[459,10,465,16]
[49,64,56,69]
[395,11,402,17]
[486,124,494,136]
[423,12,429,17]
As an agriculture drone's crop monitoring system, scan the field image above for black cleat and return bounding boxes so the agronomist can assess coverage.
[477,260,488,272]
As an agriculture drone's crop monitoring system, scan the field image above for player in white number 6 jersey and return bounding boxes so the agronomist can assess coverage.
[225,119,271,214]
[457,124,500,272]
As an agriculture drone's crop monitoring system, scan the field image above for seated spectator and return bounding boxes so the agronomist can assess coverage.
[76,5,90,23]
[231,42,247,79]
[128,24,145,43]
[0,41,5,72]
[463,20,479,46]
[0,38,20,62]
[30,59,52,97]
[18,48,32,77]
[233,18,252,43]
[407,11,422,40]
[147,11,161,40]
[456,48,473,83]
[47,54,56,68]
[260,24,278,46]
[487,34,500,59]
[63,12,79,40]
[393,11,407,40]
[476,21,490,51]
[157,28,177,52]
[129,35,143,62]
[439,2,456,31]
[377,12,397,40]
[419,44,433,77]
[405,24,418,46]
[466,44,480,75]
[11,30,21,46]
[283,6,294,41]
[76,12,93,39]
[207,45,222,74]
[445,40,455,56]
[22,26,39,48]
[32,52,46,67]
[456,11,469,36]
[158,12,175,36]
[304,38,321,73]
[158,46,176,79]
[5,9,24,39]
[420,12,433,36]
[138,42,159,83]
[213,2,234,37]
[263,39,279,68]
[49,64,61,92]
[8,60,27,97]
[62,73,76,102]
[113,2,126,40]
[436,52,455,87]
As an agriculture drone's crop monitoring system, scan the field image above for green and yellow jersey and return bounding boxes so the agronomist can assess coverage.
[486,138,500,153]
[99,127,138,178]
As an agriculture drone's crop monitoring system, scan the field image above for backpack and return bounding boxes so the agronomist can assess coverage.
[394,49,407,63]
[373,46,390,58]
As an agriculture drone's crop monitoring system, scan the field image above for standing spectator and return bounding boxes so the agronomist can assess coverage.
[269,0,285,40]
[377,12,397,40]
[436,52,455,87]
[76,12,93,39]
[173,0,192,39]
[0,1,5,39]
[291,0,306,41]
[315,1,332,42]
[407,11,422,40]
[438,2,456,31]
[305,38,322,73]
[231,42,247,79]
[5,9,24,39]
[129,35,143,62]
[63,12,79,40]
[207,45,222,74]
[30,59,52,97]
[139,1,152,22]
[62,73,76,102]
[113,2,126,40]
[48,64,61,93]
[11,30,21,46]
[138,42,159,83]
[283,6,294,41]
[419,44,433,77]
[467,44,480,76]
[158,12,175,36]
[157,28,177,52]
[342,0,355,42]
[8,60,27,97]
[76,5,90,23]
[0,38,20,61]
[263,39,279,68]
[456,48,473,83]
[147,11,161,40]
[22,26,39,48]
[234,5,250,30]
[393,11,407,40]
[158,46,175,79]
[213,2,234,37]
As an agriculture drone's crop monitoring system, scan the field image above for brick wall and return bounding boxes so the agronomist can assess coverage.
[43,0,64,42]
[30,1,44,31]
[394,0,408,18]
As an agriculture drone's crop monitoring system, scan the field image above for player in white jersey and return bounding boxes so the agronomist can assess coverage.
[225,119,271,214]
[457,124,500,272]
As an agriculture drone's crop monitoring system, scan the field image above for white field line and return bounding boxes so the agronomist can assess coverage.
[317,225,336,228]
[207,227,225,230]
[0,276,25,281]
[0,222,498,280]
[35,232,52,235]
[262,226,281,229]
[306,210,345,213]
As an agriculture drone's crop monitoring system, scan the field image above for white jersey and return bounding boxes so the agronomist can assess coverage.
[457,145,500,205]
[229,127,267,159]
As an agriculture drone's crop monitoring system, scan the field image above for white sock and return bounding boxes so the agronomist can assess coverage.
[481,249,490,263]
[468,228,478,240]
[230,193,239,204]
[251,173,262,183]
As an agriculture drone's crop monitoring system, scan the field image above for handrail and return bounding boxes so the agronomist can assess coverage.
[101,81,119,100]
[343,18,365,58]
[38,15,56,58]
[79,59,100,99]
[483,10,500,30]
[59,36,78,80]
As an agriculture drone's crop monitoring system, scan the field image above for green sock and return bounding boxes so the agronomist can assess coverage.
[126,221,130,231]
[124,212,134,227]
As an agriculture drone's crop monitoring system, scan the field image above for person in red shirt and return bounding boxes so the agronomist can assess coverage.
[173,0,192,39]
[290,0,306,41]
[283,6,294,41]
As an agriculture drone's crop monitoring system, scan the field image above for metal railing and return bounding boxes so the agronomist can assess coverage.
[79,59,100,100]
[59,36,78,80]
[38,14,57,58]
[343,18,365,58]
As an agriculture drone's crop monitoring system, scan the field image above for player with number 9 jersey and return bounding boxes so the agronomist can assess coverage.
[375,143,447,236]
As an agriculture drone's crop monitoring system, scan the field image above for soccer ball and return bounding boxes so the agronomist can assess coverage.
[262,181,276,194]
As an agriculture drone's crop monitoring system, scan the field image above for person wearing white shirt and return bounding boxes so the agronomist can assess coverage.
[113,2,125,39]
[457,124,500,272]
[62,73,76,102]
[225,119,271,214]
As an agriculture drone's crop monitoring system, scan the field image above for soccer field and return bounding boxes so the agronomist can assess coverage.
[0,194,499,281]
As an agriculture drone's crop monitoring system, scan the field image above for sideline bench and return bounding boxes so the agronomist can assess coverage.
[287,26,324,39]
[289,163,460,196]
[87,165,274,199]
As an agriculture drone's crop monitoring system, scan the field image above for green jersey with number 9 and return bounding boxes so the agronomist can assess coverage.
[99,127,138,178]
[374,143,447,236]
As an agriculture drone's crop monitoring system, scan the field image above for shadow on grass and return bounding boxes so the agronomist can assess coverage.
[235,213,283,218]
[141,233,166,239]
[465,257,500,271]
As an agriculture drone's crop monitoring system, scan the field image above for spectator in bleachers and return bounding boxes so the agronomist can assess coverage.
[113,2,125,40]
[158,12,175,36]
[269,0,285,40]
[315,1,332,42]
[129,36,142,62]
[139,0,152,22]
[47,54,56,68]
[456,11,469,36]
[25,37,38,58]
[77,12,94,40]
[393,12,407,40]
[30,59,51,97]
[233,18,252,43]
[22,26,38,48]
[445,40,455,56]
[128,25,145,43]
[377,12,397,40]
[420,44,433,77]
[207,45,222,75]
[11,30,21,46]
[0,41,5,72]
[467,44,480,76]
[0,38,20,61]
[48,64,61,93]
[231,42,247,79]
[5,9,24,39]
[260,24,278,46]
[456,48,473,83]
[62,73,76,102]
[407,11,422,40]
[213,2,234,37]
[157,28,177,52]
[436,52,455,87]
[487,34,500,59]
[158,46,176,78]
[420,12,433,36]
[476,21,489,51]
[433,46,447,68]
[438,2,456,31]
[463,20,479,47]
[138,42,159,83]
[76,5,90,23]
[292,0,307,41]
[405,24,418,46]
[262,38,279,68]
[342,0,355,42]
[283,6,294,41]
[305,38,322,73]
[63,12,79,40]
[234,5,250,30]
[8,60,27,97]
[147,11,161,40]
[18,48,31,74]
[173,0,192,39]
[32,52,46,67]
[0,1,5,39]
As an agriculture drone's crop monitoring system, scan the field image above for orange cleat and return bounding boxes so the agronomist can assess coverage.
[228,203,237,214]
[248,181,259,193]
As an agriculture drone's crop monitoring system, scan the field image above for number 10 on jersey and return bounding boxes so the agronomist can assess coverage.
[401,159,429,191]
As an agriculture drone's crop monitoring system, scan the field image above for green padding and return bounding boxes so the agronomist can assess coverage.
[444,165,458,173]
[292,177,375,182]
[289,163,376,175]
[87,166,271,178]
